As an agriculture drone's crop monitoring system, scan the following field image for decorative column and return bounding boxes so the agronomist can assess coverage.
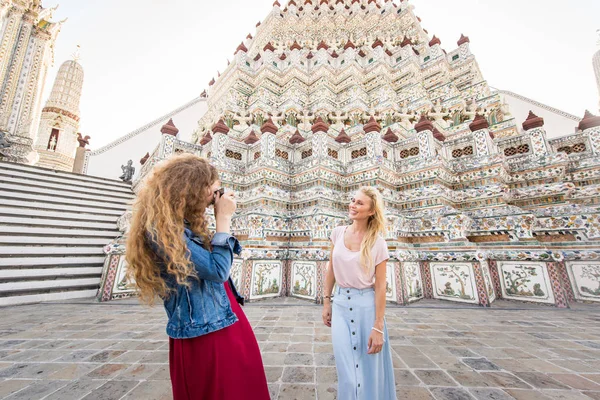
[363,116,383,160]
[311,116,329,159]
[428,35,442,59]
[205,118,229,169]
[469,114,495,156]
[457,34,472,60]
[158,118,179,159]
[414,115,435,158]
[578,111,600,154]
[522,111,549,155]
[72,133,90,174]
[258,117,277,166]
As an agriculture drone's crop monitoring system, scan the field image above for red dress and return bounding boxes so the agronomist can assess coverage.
[169,282,270,400]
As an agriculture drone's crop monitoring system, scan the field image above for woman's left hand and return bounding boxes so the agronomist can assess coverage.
[367,329,384,354]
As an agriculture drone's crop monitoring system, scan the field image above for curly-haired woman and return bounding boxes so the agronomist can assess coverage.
[126,154,269,400]
[322,187,397,400]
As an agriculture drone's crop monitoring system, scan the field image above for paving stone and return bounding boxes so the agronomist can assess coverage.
[86,363,129,379]
[489,359,538,373]
[47,363,100,380]
[314,352,335,366]
[514,372,571,390]
[548,374,600,390]
[0,379,34,398]
[278,384,316,399]
[284,352,313,366]
[542,391,594,400]
[287,343,313,353]
[316,383,337,400]
[115,363,162,380]
[313,343,333,353]
[263,352,288,366]
[550,360,598,373]
[448,347,480,358]
[582,374,600,384]
[582,392,600,400]
[3,380,68,400]
[147,364,170,380]
[430,387,476,400]
[462,358,501,371]
[468,388,515,400]
[415,369,458,386]
[262,342,289,352]
[265,366,284,383]
[316,367,337,384]
[396,386,435,400]
[55,350,98,362]
[282,366,315,383]
[448,370,494,387]
[43,379,107,400]
[269,383,281,399]
[81,380,139,400]
[504,389,552,400]
[480,372,532,389]
[138,351,168,364]
[121,380,172,399]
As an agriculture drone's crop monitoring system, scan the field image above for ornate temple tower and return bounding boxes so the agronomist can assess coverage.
[35,57,84,171]
[101,0,600,308]
[594,30,600,112]
[0,0,63,164]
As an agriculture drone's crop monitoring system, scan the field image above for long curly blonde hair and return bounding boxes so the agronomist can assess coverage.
[358,187,386,275]
[126,154,219,305]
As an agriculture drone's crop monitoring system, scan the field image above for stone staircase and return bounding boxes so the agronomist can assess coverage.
[0,161,134,306]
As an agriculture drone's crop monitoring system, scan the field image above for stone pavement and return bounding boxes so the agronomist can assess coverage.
[0,298,599,400]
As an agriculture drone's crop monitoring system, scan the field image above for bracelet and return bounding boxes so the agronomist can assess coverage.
[372,327,384,335]
[324,295,333,299]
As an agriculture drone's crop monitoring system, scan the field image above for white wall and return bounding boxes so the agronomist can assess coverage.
[497,90,581,139]
[85,97,207,180]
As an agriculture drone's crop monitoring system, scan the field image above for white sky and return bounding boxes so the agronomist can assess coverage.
[43,0,600,149]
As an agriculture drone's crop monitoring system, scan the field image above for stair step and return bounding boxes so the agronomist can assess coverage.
[0,168,134,195]
[0,246,104,255]
[0,216,118,230]
[0,256,105,267]
[0,236,113,246]
[0,175,135,200]
[0,182,132,205]
[0,289,98,307]
[0,198,125,216]
[0,161,131,189]
[0,189,131,211]
[0,278,101,292]
[0,267,103,280]
[0,206,119,223]
[0,225,118,237]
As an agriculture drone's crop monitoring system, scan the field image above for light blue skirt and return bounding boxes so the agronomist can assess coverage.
[332,286,397,400]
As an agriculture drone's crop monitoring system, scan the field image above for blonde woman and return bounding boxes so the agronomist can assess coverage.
[322,187,397,400]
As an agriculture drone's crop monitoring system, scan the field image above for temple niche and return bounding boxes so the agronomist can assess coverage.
[98,0,600,308]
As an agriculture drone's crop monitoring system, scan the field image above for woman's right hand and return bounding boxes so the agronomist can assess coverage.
[214,190,237,218]
[322,303,332,327]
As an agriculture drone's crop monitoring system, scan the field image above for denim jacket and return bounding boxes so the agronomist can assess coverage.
[150,227,244,339]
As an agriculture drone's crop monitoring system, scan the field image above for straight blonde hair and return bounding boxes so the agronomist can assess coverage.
[358,186,386,275]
